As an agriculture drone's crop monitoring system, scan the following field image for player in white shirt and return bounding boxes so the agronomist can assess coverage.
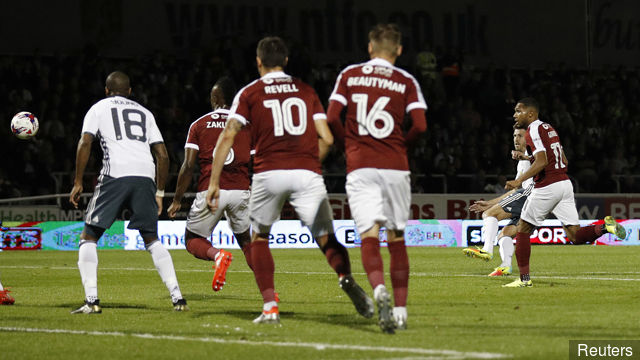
[463,127,534,276]
[69,71,187,314]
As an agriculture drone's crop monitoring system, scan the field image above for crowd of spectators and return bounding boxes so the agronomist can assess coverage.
[1,44,639,200]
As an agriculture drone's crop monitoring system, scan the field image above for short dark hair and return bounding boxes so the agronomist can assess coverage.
[105,71,130,96]
[369,23,402,55]
[518,97,539,113]
[214,76,237,107]
[256,36,288,68]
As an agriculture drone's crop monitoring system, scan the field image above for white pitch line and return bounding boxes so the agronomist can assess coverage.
[0,327,509,359]
[1,265,639,282]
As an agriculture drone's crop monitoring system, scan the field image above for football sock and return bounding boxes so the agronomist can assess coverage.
[240,244,253,270]
[320,234,351,277]
[186,237,219,261]
[0,278,4,291]
[147,241,183,303]
[498,236,514,268]
[251,241,276,303]
[514,232,531,281]
[573,225,601,245]
[393,306,407,320]
[481,217,499,254]
[387,240,409,307]
[77,240,98,303]
[263,301,278,312]
[236,233,253,270]
[361,237,385,289]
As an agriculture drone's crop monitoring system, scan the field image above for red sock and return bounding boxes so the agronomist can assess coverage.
[241,245,253,270]
[573,225,600,244]
[321,235,351,277]
[250,241,276,303]
[361,237,384,289]
[388,240,409,307]
[515,232,531,280]
[186,237,219,261]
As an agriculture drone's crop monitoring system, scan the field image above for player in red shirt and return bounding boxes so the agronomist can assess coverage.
[327,24,427,333]
[168,77,252,292]
[206,36,374,324]
[503,97,627,287]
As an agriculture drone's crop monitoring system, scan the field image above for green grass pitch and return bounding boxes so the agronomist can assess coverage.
[1,246,638,359]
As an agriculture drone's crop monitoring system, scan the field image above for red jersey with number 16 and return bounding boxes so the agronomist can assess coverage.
[185,109,250,192]
[229,71,325,174]
[525,119,569,188]
[329,58,427,173]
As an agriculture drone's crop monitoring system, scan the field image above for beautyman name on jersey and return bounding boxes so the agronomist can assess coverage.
[347,76,406,94]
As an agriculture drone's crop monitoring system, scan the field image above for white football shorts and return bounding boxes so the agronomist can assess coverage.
[250,170,333,238]
[346,168,411,234]
[520,179,580,227]
[186,189,250,238]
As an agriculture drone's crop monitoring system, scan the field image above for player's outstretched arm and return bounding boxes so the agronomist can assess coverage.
[167,148,197,219]
[315,118,334,162]
[151,143,170,215]
[469,188,517,213]
[207,118,242,211]
[505,151,547,190]
[70,133,94,208]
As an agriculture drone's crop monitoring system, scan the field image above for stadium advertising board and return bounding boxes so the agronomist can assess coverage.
[2,219,637,251]
[0,221,125,251]
[465,219,639,247]
[328,194,640,220]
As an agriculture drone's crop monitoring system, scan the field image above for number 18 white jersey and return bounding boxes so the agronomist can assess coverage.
[81,96,164,180]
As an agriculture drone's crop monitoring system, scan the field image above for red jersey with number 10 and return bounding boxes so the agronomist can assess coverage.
[525,119,569,188]
[329,58,427,173]
[185,109,250,192]
[229,71,325,174]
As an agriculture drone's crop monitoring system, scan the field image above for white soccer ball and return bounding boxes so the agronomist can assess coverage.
[11,111,39,139]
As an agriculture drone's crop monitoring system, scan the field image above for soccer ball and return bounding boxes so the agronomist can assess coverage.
[10,111,39,139]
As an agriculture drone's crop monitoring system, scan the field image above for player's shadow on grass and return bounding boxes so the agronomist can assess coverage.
[54,302,150,310]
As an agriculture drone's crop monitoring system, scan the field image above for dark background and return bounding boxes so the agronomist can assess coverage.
[1,0,639,200]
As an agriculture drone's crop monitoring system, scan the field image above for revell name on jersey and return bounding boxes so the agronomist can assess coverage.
[347,76,406,93]
[264,84,299,94]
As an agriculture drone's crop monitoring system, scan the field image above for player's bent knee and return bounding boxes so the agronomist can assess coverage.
[83,224,106,240]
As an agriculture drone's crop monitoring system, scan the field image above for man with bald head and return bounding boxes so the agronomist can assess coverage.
[70,71,188,313]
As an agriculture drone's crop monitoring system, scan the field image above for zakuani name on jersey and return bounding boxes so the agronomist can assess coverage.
[206,121,226,129]
[346,76,406,94]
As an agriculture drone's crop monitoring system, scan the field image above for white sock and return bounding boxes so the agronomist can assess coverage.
[393,306,407,321]
[78,241,98,303]
[481,217,499,254]
[373,284,387,299]
[0,278,4,291]
[147,241,183,303]
[498,236,515,268]
[263,301,278,312]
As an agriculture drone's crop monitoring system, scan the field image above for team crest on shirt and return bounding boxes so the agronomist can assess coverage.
[362,65,373,74]
[262,78,274,84]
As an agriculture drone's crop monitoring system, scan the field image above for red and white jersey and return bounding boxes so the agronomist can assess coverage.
[329,58,427,173]
[229,71,325,174]
[185,108,250,192]
[525,119,569,188]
